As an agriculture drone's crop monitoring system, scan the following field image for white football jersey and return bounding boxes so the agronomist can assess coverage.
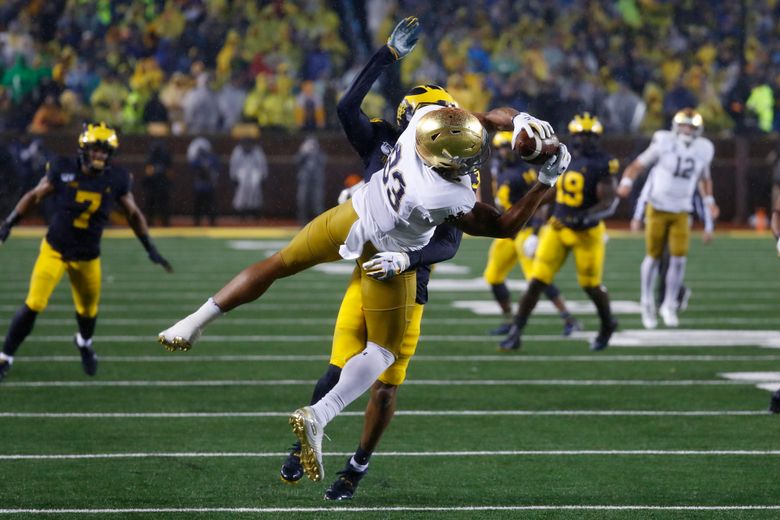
[636,130,714,213]
[341,105,477,259]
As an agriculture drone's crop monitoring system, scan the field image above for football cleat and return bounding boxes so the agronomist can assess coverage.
[0,357,10,382]
[77,344,98,376]
[289,406,325,482]
[677,287,692,312]
[498,324,522,351]
[641,303,657,330]
[489,322,512,336]
[590,319,618,352]
[769,390,780,414]
[324,459,368,500]
[562,317,583,337]
[659,303,679,328]
[280,442,304,484]
[158,319,201,352]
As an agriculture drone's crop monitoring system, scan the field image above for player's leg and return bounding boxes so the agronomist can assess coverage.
[641,205,668,329]
[659,212,691,327]
[324,302,423,500]
[501,226,568,351]
[770,389,780,414]
[483,237,519,334]
[281,267,365,484]
[67,256,101,376]
[159,201,359,350]
[573,223,616,351]
[293,267,416,481]
[1,239,65,381]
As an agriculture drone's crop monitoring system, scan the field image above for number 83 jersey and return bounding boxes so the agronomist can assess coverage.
[552,149,619,230]
[635,130,714,213]
[45,157,131,261]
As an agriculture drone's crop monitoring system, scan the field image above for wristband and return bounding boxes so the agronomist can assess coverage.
[703,195,715,206]
[618,177,633,189]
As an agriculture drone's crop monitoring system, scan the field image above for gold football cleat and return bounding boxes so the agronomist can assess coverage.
[289,407,324,482]
[158,334,192,352]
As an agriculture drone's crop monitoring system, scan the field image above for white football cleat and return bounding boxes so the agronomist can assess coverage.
[641,303,657,330]
[158,318,202,352]
[659,303,679,328]
[289,406,325,482]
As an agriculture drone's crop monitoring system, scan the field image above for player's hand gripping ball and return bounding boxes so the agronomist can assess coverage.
[513,126,560,165]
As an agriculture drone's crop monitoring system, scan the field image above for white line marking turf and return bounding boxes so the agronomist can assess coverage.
[1,505,780,514]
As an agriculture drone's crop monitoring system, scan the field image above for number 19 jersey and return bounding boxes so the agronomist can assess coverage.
[343,105,477,258]
[636,130,714,213]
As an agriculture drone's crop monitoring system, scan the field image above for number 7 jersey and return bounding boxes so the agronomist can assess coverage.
[45,157,131,260]
[636,130,714,213]
[343,105,477,258]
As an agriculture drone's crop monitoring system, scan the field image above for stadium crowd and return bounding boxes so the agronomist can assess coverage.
[0,0,779,138]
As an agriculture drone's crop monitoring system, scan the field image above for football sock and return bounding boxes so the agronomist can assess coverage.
[75,314,97,343]
[353,447,372,467]
[515,279,546,329]
[663,256,687,309]
[640,256,659,307]
[310,342,395,428]
[310,364,342,405]
[184,297,224,330]
[490,283,512,318]
[544,284,561,300]
[584,285,613,327]
[559,311,571,320]
[3,305,38,357]
[75,333,92,348]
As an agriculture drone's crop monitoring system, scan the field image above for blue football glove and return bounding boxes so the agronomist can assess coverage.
[387,16,420,60]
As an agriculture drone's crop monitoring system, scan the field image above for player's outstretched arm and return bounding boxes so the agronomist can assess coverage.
[617,159,645,198]
[118,191,173,273]
[0,176,54,244]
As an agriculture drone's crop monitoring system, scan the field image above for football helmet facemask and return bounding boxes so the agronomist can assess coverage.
[396,84,458,131]
[78,122,119,172]
[415,107,488,179]
[568,112,603,154]
[671,108,703,144]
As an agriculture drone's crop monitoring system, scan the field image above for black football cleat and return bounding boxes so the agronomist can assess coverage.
[280,442,304,484]
[324,459,367,500]
[75,336,98,376]
[562,317,583,337]
[590,319,618,352]
[770,390,780,414]
[498,324,522,352]
[0,357,10,382]
[489,323,512,335]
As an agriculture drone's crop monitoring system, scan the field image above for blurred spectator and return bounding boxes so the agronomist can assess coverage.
[90,72,128,129]
[0,138,19,217]
[662,78,698,126]
[295,135,326,225]
[229,138,268,220]
[143,141,173,227]
[187,137,220,226]
[295,80,326,130]
[28,94,68,134]
[604,82,646,134]
[142,91,170,129]
[183,73,219,135]
[746,78,774,133]
[217,73,247,133]
[159,72,192,135]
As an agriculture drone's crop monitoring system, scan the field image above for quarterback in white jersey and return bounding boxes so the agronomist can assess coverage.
[618,108,718,328]
[157,95,570,483]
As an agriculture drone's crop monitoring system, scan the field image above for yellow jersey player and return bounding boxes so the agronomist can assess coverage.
[159,89,571,482]
[618,108,718,329]
[500,113,619,352]
[484,131,581,337]
[0,123,172,381]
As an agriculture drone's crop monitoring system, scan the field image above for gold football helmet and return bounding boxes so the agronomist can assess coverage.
[396,84,458,130]
[78,122,119,171]
[672,108,703,139]
[568,113,604,135]
[415,107,487,177]
[491,131,513,148]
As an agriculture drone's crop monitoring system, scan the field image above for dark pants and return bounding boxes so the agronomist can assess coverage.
[194,190,216,226]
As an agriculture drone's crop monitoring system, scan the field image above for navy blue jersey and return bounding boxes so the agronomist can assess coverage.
[491,156,541,229]
[337,46,462,304]
[45,157,130,260]
[552,150,618,230]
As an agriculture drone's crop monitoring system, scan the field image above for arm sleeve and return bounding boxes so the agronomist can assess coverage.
[636,133,662,168]
[406,223,463,268]
[336,46,397,160]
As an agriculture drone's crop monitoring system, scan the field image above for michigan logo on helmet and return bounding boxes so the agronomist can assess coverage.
[672,108,703,140]
[568,113,604,135]
[415,107,487,177]
[396,84,458,130]
[491,131,513,149]
[78,122,119,171]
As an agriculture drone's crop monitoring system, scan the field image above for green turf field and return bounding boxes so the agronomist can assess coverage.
[0,231,779,518]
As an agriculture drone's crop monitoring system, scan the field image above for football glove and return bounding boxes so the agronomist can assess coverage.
[362,251,410,281]
[538,144,571,186]
[511,113,554,149]
[338,180,365,205]
[522,233,539,258]
[0,221,11,244]
[387,16,420,60]
[148,246,174,273]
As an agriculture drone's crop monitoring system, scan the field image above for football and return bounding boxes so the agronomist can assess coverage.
[513,128,560,165]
